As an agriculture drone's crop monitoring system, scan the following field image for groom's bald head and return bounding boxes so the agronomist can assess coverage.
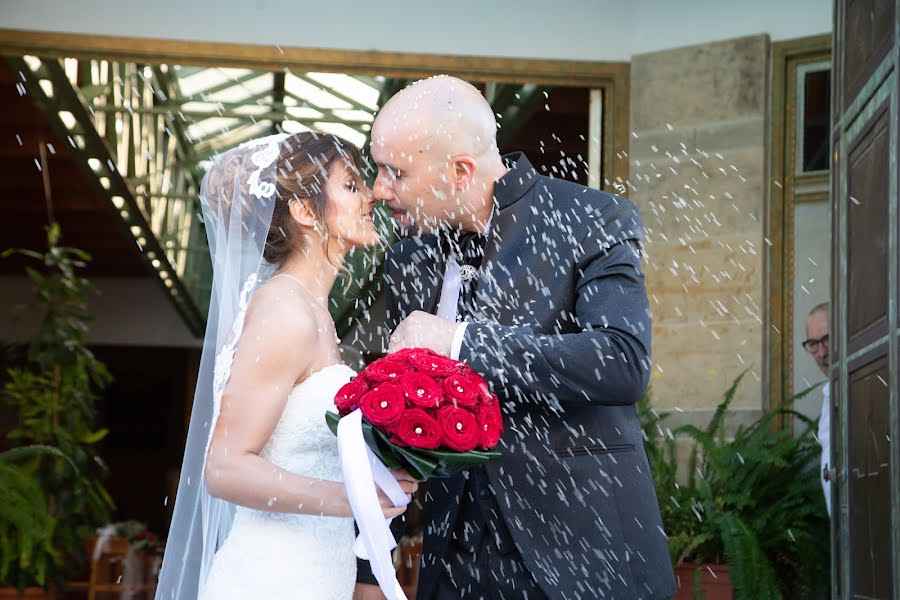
[373,76,498,160]
[371,76,505,234]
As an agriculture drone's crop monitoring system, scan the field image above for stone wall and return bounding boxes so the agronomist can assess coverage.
[628,35,770,428]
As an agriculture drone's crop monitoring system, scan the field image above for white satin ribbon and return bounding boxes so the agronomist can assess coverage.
[337,409,410,600]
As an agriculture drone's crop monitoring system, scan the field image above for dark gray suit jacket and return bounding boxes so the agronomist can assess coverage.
[379,154,676,600]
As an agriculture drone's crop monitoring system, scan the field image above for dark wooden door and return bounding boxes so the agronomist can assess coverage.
[831,0,898,597]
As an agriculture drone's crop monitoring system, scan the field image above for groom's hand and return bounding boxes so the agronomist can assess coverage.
[389,310,458,357]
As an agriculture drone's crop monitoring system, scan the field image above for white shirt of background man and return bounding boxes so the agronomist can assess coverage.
[819,382,832,517]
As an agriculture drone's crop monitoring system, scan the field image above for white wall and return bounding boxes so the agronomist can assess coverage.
[0,276,202,347]
[2,0,831,62]
[792,200,831,424]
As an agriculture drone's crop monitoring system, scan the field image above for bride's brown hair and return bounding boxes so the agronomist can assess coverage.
[202,131,365,270]
[267,132,365,268]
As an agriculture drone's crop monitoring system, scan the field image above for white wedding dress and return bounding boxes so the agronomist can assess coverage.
[199,362,358,600]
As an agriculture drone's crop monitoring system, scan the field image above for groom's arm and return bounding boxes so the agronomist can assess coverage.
[354,518,407,589]
[459,204,652,408]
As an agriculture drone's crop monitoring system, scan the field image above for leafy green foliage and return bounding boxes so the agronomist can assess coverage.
[1,224,114,591]
[639,372,830,599]
[0,446,60,590]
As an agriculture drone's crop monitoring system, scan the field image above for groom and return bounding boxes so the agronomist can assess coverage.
[357,76,676,600]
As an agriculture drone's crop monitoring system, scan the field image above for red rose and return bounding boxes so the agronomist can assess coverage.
[394,409,443,449]
[334,378,369,415]
[476,380,493,402]
[352,370,370,385]
[400,372,445,409]
[436,406,480,452]
[478,388,499,409]
[364,358,413,383]
[477,403,504,449]
[442,374,481,407]
[387,347,420,361]
[359,384,405,427]
[408,351,462,376]
[457,363,479,378]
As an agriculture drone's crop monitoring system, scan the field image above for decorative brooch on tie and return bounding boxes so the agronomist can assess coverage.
[459,263,479,282]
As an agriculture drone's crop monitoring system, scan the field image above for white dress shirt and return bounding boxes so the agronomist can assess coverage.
[818,382,832,517]
[436,216,493,360]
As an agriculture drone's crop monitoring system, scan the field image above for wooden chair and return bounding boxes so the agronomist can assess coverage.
[86,537,156,600]
[395,535,423,599]
[61,537,97,599]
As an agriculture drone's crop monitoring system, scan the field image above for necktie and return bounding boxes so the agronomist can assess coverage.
[439,229,486,318]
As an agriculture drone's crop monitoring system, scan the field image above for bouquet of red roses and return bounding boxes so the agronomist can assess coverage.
[325,348,503,480]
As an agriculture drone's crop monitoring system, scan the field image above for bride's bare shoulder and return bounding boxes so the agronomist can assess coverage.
[241,278,321,346]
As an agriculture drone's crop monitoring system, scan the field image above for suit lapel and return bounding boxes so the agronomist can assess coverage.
[398,234,445,319]
[473,195,535,322]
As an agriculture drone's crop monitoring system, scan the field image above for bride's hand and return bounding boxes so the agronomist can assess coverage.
[377,489,407,518]
[392,468,420,497]
[377,469,419,518]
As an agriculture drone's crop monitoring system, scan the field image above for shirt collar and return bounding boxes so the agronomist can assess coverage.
[482,211,494,235]
[443,152,536,238]
[494,152,540,211]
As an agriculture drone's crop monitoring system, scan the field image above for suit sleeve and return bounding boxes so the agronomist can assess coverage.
[354,518,408,585]
[459,203,652,408]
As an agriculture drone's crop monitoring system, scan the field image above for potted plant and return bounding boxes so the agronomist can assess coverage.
[640,371,830,599]
[0,224,114,597]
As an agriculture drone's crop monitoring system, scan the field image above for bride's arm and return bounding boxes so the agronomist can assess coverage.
[204,293,409,518]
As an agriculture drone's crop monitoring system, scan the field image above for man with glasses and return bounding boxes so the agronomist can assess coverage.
[802,302,831,516]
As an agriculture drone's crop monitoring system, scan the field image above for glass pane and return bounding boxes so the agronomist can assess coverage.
[498,86,590,185]
[802,68,831,173]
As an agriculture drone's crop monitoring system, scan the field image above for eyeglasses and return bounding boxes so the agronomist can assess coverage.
[802,334,829,353]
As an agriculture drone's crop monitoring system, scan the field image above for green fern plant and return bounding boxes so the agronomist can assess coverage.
[640,372,830,599]
[1,224,114,592]
[0,445,76,591]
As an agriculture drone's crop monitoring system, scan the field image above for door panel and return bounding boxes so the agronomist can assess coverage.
[842,0,895,106]
[832,1,898,598]
[847,354,892,598]
[846,106,889,352]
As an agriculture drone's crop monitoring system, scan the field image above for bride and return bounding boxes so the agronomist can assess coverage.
[156,131,417,599]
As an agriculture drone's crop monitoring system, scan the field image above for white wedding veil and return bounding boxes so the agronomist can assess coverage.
[155,133,287,600]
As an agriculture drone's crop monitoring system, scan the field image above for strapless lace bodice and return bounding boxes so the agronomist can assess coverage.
[259,364,354,484]
[200,364,358,600]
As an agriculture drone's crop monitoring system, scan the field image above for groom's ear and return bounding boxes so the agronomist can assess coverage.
[288,197,318,228]
[451,155,476,191]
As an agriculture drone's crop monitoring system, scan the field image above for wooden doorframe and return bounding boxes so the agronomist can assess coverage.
[0,28,631,189]
[766,33,832,427]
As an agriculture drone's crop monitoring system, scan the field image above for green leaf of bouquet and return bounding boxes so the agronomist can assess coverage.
[324,411,502,479]
[415,448,501,462]
[362,421,404,470]
[360,424,432,478]
[325,411,340,436]
[390,445,438,480]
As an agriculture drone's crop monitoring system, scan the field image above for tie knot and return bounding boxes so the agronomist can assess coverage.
[440,229,485,265]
